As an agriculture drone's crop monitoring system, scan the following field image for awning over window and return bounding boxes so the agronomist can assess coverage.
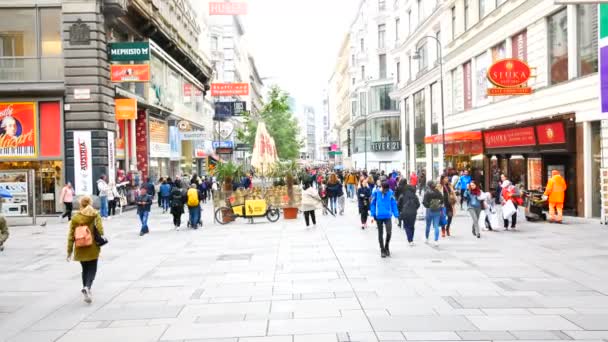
[424,131,482,144]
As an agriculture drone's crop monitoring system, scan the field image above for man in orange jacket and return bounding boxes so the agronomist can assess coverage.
[543,169,567,223]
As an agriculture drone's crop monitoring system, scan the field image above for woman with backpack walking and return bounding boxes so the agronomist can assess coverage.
[357,178,372,229]
[422,181,444,247]
[170,181,186,230]
[463,181,483,238]
[326,173,342,215]
[67,195,104,304]
[398,183,420,246]
[186,184,202,229]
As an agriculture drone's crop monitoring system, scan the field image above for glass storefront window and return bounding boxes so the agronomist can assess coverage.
[549,8,568,85]
[0,9,36,57]
[353,122,368,153]
[414,89,425,129]
[578,4,598,77]
[370,117,400,142]
[430,82,439,134]
[359,92,367,116]
[370,85,397,112]
[592,122,601,217]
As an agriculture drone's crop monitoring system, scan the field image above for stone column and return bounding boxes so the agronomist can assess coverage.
[62,0,116,189]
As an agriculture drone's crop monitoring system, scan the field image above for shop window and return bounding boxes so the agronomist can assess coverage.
[353,122,368,153]
[378,24,386,49]
[0,7,62,81]
[475,52,489,107]
[370,84,397,112]
[379,54,387,79]
[578,4,598,77]
[359,92,367,116]
[463,61,472,111]
[430,82,439,135]
[548,8,569,85]
[413,89,425,129]
[370,117,400,142]
[511,30,527,61]
[464,0,470,31]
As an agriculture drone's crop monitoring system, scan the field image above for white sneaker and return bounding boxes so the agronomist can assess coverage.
[82,287,92,304]
[409,242,415,247]
[425,239,429,244]
[433,241,439,247]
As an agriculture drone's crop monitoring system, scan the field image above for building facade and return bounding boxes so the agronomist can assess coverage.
[348,0,401,172]
[0,0,213,217]
[328,34,352,168]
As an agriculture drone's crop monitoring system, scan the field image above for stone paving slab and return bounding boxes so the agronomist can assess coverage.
[1,202,608,342]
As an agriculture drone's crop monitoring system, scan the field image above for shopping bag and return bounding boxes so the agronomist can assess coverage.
[502,200,516,220]
[439,207,447,226]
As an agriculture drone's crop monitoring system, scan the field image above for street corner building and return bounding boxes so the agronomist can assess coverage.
[0,0,213,218]
[327,0,608,221]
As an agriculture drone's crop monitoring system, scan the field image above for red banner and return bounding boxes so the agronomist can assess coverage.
[484,126,536,148]
[536,122,566,145]
[39,102,61,158]
[136,110,148,179]
[111,64,150,82]
[512,30,528,62]
[210,83,249,96]
[0,102,37,158]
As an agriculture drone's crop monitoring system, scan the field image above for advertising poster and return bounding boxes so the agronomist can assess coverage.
[136,110,149,179]
[0,171,28,217]
[169,126,181,161]
[527,158,542,191]
[73,131,93,195]
[0,102,37,158]
[110,64,151,82]
[108,131,116,185]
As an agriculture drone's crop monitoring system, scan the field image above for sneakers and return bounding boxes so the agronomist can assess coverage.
[477,234,481,239]
[381,249,387,258]
[409,241,415,247]
[81,287,92,304]
[425,239,429,244]
[433,241,439,247]
[385,248,391,257]
[0,245,4,252]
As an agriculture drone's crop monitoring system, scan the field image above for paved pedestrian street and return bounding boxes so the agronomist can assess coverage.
[1,202,608,342]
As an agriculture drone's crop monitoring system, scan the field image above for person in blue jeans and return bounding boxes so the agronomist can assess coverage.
[136,187,152,236]
[159,179,172,213]
[370,182,399,258]
[326,173,342,215]
[456,170,472,210]
[422,181,444,247]
[463,181,483,239]
[96,175,109,218]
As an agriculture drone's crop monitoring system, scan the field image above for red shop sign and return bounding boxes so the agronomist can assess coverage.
[471,140,483,154]
[536,122,566,145]
[210,83,249,96]
[484,126,536,148]
[487,58,533,96]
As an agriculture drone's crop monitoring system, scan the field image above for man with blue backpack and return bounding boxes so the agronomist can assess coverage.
[370,182,400,258]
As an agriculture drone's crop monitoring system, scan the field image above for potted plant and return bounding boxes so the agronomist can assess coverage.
[214,161,244,223]
[274,161,301,219]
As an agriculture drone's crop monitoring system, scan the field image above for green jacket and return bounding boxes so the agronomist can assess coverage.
[0,216,8,245]
[67,206,104,261]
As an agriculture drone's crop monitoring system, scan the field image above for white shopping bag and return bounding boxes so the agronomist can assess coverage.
[502,200,516,220]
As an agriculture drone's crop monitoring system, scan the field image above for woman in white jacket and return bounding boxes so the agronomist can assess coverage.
[301,181,323,228]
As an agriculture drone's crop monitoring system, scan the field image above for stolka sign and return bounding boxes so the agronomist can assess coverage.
[487,58,533,96]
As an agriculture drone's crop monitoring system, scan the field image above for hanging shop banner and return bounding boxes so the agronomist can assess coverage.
[110,64,151,82]
[150,142,171,158]
[0,102,37,159]
[209,2,247,15]
[116,122,126,159]
[536,122,566,145]
[115,98,137,120]
[183,83,193,103]
[511,30,528,61]
[0,171,29,217]
[108,131,116,185]
[210,83,249,96]
[484,126,536,148]
[527,158,542,191]
[108,41,150,61]
[136,110,149,179]
[487,58,533,96]
[73,131,93,195]
[600,4,608,113]
[169,126,181,161]
[149,118,170,158]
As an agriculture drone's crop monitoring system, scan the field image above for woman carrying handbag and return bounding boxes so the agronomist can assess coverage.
[66,196,106,304]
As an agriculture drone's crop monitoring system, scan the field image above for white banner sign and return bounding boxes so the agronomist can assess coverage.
[180,131,205,141]
[73,131,93,195]
[150,142,171,158]
[108,131,116,185]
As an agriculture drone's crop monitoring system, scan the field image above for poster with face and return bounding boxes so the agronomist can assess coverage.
[0,103,37,158]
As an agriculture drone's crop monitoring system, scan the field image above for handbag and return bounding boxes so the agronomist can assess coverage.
[93,223,108,247]
[439,207,448,226]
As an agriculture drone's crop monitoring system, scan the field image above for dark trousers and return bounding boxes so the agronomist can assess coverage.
[360,210,368,224]
[62,202,73,220]
[443,215,453,230]
[171,207,182,227]
[376,218,392,251]
[503,203,518,228]
[80,259,98,289]
[402,217,416,242]
[303,210,316,226]
[108,199,116,216]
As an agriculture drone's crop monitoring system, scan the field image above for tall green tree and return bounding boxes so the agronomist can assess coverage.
[237,86,302,160]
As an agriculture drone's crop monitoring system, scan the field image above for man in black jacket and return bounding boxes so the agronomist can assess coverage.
[397,185,420,246]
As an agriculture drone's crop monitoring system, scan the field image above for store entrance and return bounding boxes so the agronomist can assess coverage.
[0,161,63,215]
[542,154,576,216]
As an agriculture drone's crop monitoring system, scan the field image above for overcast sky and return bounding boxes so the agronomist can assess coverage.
[243,0,358,109]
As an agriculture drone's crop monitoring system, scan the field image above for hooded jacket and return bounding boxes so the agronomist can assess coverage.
[67,205,103,261]
[397,185,420,221]
[544,171,567,203]
[370,189,399,220]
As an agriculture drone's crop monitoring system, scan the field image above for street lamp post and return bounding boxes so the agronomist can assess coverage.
[413,35,446,176]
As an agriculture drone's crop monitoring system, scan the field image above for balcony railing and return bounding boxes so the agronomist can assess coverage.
[0,57,64,82]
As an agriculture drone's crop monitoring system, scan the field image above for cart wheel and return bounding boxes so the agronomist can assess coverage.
[215,207,233,225]
[266,208,280,222]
